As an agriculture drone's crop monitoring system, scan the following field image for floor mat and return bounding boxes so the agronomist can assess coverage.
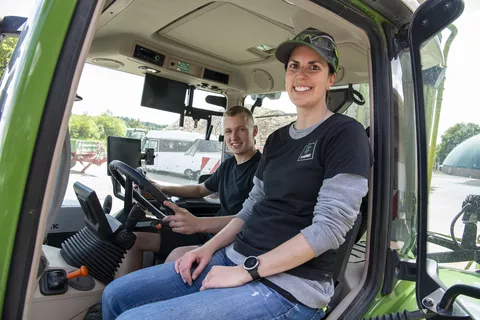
[84,302,102,320]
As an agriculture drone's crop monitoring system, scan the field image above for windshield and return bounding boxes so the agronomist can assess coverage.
[63,64,225,212]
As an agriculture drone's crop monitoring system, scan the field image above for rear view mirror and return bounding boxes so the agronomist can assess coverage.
[327,84,365,114]
[248,92,282,113]
[0,16,27,39]
[249,92,281,101]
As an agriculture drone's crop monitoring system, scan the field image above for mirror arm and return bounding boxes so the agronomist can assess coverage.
[251,98,262,113]
[205,117,213,141]
[0,16,27,40]
[438,284,480,312]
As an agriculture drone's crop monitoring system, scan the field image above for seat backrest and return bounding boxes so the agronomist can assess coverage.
[354,125,371,243]
[333,213,363,282]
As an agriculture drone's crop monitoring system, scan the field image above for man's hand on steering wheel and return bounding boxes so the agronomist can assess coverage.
[162,201,200,235]
[108,160,174,220]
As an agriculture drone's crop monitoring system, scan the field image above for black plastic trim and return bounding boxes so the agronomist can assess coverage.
[398,260,417,283]
[312,1,393,319]
[354,0,413,26]
[2,1,98,319]
[102,0,117,13]
[381,249,400,295]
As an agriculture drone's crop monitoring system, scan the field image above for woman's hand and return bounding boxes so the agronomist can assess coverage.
[200,265,251,291]
[175,246,213,285]
[163,201,200,235]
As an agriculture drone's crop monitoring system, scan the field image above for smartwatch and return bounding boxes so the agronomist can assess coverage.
[243,256,261,281]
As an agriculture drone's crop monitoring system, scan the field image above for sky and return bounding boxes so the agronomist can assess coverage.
[1,0,479,138]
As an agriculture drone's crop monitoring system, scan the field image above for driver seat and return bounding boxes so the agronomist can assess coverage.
[325,214,363,313]
[325,125,372,314]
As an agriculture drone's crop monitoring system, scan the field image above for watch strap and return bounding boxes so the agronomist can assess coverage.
[247,268,261,281]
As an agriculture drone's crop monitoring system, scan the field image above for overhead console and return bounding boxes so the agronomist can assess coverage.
[131,42,231,90]
[133,45,166,68]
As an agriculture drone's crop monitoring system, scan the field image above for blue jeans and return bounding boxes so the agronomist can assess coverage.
[102,248,325,320]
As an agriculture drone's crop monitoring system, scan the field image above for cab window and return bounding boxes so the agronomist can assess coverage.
[245,85,370,150]
[63,64,225,212]
[406,2,480,312]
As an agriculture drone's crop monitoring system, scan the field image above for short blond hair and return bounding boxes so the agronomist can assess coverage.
[224,106,255,127]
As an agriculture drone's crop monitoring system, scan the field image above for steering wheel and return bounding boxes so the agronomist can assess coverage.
[108,160,174,219]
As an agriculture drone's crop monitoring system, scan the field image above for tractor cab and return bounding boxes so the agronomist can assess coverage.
[0,0,479,319]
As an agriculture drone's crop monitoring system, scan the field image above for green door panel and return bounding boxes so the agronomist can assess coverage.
[364,268,480,317]
[364,280,418,317]
[0,0,77,313]
[438,268,480,317]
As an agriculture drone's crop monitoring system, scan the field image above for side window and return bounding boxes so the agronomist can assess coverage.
[410,1,480,312]
[197,140,222,153]
[145,139,158,151]
[422,26,480,299]
[342,84,370,129]
[177,141,193,152]
[245,93,296,150]
[245,86,370,151]
[157,140,171,152]
[392,55,417,255]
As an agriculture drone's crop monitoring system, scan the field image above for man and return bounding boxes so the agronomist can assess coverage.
[119,106,261,274]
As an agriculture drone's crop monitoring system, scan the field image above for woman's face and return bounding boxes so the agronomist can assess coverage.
[285,45,336,110]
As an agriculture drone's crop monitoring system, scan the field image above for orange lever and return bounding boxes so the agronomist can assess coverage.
[66,266,88,280]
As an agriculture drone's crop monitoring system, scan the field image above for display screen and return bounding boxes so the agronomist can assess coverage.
[107,136,141,175]
[141,73,188,114]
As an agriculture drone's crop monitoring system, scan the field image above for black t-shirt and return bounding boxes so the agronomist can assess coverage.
[234,114,372,280]
[204,151,261,216]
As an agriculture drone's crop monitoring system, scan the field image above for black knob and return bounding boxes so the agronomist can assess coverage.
[103,195,112,214]
[125,203,145,233]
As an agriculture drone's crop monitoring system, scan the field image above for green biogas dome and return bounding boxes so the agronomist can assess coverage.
[441,134,480,179]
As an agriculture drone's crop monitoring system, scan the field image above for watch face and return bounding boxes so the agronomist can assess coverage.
[244,256,259,270]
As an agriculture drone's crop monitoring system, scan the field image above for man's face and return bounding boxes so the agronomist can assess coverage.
[224,114,257,156]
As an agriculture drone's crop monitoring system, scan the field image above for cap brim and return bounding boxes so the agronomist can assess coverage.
[275,40,332,70]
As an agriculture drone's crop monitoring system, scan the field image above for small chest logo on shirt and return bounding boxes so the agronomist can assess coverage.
[298,142,317,161]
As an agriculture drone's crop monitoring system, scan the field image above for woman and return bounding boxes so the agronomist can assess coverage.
[102,27,372,320]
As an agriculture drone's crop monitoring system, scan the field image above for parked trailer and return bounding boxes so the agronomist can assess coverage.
[70,140,107,173]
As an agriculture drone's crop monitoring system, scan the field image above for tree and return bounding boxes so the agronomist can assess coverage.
[69,114,100,140]
[95,114,126,139]
[0,38,18,78]
[436,122,480,164]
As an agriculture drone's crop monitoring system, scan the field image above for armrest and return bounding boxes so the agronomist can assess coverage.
[175,198,220,209]
[174,198,221,216]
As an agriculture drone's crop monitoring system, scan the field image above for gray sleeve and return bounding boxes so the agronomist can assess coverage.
[235,176,264,222]
[301,173,368,256]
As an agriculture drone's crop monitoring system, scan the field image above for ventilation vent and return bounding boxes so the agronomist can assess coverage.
[203,68,229,85]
